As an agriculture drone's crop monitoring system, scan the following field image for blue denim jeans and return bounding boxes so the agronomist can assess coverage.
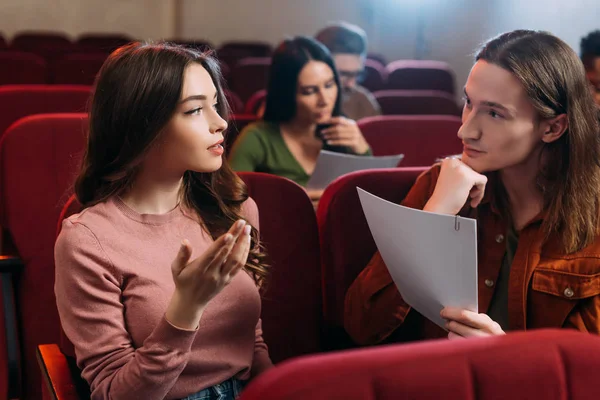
[180,379,246,400]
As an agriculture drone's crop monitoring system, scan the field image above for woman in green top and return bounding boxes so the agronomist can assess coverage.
[228,36,371,199]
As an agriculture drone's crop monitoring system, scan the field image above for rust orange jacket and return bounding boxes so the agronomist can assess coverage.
[345,164,600,345]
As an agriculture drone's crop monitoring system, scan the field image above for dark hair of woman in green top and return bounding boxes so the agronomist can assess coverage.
[263,36,343,123]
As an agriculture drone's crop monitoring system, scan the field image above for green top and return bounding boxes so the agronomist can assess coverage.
[487,225,520,331]
[228,121,372,187]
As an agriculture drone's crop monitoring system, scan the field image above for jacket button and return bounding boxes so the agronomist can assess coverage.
[495,234,504,243]
[485,279,495,287]
[564,287,574,298]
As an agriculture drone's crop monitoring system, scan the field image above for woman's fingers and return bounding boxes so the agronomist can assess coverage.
[221,224,251,275]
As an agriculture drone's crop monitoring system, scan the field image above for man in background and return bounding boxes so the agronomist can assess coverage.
[316,22,382,120]
[581,30,600,106]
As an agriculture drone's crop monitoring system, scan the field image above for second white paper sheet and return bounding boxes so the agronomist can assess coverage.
[357,188,478,329]
[306,150,404,190]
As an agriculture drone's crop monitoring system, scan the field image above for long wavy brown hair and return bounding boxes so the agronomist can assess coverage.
[477,30,600,253]
[75,41,269,286]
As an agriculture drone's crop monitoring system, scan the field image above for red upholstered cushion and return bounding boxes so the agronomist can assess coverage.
[217,41,273,69]
[0,51,47,85]
[0,85,92,141]
[374,89,460,116]
[239,172,323,362]
[244,89,267,115]
[224,90,244,114]
[75,34,132,53]
[229,57,271,103]
[386,59,455,94]
[0,113,87,400]
[317,167,426,349]
[358,115,462,166]
[49,53,108,85]
[362,59,387,93]
[10,32,71,50]
[241,329,600,400]
[10,33,74,61]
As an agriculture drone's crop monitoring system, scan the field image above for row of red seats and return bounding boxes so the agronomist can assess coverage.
[1,117,599,399]
[0,31,272,75]
[0,85,463,165]
[0,32,131,55]
[0,50,456,104]
[213,57,456,103]
[245,89,461,117]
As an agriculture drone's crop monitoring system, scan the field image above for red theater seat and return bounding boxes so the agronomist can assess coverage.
[10,32,74,60]
[10,32,71,51]
[361,59,387,92]
[0,85,91,140]
[217,41,273,68]
[244,89,267,116]
[224,90,244,114]
[386,60,455,94]
[75,34,132,52]
[374,89,460,116]
[229,57,271,103]
[238,173,323,362]
[358,115,462,166]
[50,53,108,85]
[0,51,47,84]
[241,329,600,400]
[0,113,87,400]
[316,168,425,349]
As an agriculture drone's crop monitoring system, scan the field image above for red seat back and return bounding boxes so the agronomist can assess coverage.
[361,59,387,92]
[244,89,267,116]
[217,41,273,68]
[75,34,131,53]
[10,32,71,50]
[374,89,460,116]
[241,329,600,400]
[224,90,244,114]
[316,168,426,348]
[10,32,74,60]
[358,115,462,166]
[0,52,47,84]
[238,172,322,362]
[49,53,108,85]
[0,85,91,140]
[386,60,455,94]
[229,57,271,102]
[0,113,87,400]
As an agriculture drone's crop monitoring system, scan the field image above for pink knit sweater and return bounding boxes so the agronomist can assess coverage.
[54,196,272,400]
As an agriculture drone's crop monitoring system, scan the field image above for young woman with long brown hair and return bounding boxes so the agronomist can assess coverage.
[345,30,600,344]
[54,42,271,400]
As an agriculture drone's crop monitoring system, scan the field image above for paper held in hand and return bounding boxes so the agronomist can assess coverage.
[357,188,478,329]
[306,150,404,190]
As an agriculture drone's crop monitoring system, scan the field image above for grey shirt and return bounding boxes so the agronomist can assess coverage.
[342,84,382,121]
